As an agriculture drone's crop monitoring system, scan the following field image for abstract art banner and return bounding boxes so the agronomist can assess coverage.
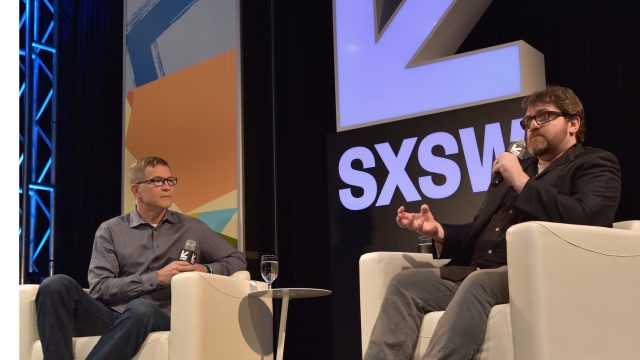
[123,0,242,248]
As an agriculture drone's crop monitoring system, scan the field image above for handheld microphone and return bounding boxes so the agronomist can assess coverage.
[179,239,198,264]
[492,139,526,187]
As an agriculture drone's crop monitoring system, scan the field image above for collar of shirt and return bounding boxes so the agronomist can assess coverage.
[128,208,181,228]
[535,143,582,178]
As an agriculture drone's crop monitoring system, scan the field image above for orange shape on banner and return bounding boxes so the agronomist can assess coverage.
[126,51,237,213]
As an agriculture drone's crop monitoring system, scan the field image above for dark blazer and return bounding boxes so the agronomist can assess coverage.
[439,143,622,273]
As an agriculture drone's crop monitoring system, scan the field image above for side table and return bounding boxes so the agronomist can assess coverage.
[249,288,332,360]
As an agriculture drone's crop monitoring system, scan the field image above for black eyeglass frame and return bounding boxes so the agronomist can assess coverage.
[134,177,178,187]
[519,110,573,130]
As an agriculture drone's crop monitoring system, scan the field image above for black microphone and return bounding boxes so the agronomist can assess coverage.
[492,139,526,187]
[178,239,198,264]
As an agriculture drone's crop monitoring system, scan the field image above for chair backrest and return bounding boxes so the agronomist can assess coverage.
[231,270,251,280]
[507,221,640,360]
[19,285,40,360]
[613,220,640,231]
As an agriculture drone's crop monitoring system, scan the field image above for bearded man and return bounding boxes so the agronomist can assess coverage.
[364,86,621,360]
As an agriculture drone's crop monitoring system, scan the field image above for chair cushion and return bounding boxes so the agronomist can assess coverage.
[414,304,513,360]
[31,331,170,360]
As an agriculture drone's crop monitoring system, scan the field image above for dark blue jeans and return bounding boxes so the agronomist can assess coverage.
[35,274,170,360]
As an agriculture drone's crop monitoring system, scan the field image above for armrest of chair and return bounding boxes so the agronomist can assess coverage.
[359,252,450,355]
[170,272,273,360]
[506,221,640,360]
[19,284,40,360]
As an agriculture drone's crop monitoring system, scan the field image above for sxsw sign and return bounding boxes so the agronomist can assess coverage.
[332,0,546,131]
[337,118,526,210]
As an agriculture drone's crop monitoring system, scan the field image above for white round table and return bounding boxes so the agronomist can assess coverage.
[249,288,332,360]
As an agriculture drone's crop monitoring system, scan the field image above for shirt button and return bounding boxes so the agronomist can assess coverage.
[495,227,500,232]
[509,210,513,214]
[488,250,493,254]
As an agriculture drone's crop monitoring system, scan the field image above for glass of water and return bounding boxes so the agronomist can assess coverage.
[260,254,279,290]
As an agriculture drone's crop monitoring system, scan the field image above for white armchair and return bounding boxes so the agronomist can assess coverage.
[20,271,273,360]
[360,221,640,360]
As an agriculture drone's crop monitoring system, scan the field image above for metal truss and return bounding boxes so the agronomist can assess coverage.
[20,0,57,284]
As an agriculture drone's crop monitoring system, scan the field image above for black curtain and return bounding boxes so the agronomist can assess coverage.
[241,1,337,358]
[240,0,278,276]
[55,0,123,287]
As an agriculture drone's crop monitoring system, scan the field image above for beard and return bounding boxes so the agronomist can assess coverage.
[527,121,569,157]
[527,135,549,156]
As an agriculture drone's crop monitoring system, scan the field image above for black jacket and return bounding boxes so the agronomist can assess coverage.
[439,144,621,280]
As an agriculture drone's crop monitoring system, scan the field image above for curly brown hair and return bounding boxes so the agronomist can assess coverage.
[521,86,585,143]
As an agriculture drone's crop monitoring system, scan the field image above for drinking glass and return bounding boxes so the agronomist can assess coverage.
[260,254,279,289]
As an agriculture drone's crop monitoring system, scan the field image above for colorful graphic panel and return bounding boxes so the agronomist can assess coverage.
[123,0,241,248]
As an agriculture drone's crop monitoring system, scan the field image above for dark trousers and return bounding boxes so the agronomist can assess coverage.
[364,267,509,360]
[35,274,170,360]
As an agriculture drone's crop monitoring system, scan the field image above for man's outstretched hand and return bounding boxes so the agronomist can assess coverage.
[396,204,445,243]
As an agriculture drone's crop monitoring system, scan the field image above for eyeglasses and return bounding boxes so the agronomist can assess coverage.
[134,177,178,187]
[520,111,570,130]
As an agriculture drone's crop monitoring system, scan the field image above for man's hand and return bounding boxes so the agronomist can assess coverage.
[396,204,445,243]
[492,152,530,193]
[156,261,202,286]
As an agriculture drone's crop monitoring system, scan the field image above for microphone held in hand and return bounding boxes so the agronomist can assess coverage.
[179,239,198,264]
[417,235,433,254]
[492,139,526,187]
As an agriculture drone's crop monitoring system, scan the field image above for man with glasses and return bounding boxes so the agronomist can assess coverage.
[35,156,246,360]
[364,86,621,360]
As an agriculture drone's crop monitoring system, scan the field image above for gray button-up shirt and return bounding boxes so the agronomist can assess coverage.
[88,209,246,315]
